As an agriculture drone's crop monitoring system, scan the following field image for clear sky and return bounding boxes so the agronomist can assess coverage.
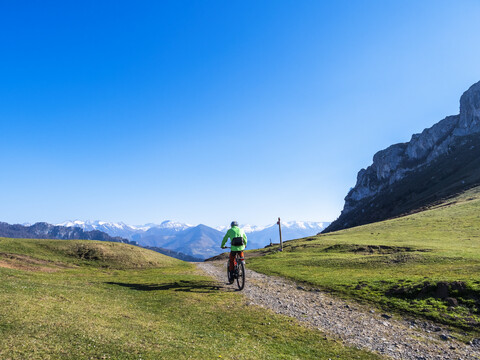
[1,1,480,227]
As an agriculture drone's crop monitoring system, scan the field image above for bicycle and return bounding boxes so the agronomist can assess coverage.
[224,246,245,290]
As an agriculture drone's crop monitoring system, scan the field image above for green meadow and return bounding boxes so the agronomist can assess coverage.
[247,187,480,334]
[3,187,480,358]
[0,238,378,359]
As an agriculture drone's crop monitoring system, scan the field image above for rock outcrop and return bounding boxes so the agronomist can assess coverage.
[324,80,480,233]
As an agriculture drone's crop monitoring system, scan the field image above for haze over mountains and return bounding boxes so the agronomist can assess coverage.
[324,80,480,233]
[57,220,329,259]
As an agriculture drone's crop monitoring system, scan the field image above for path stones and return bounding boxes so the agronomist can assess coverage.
[197,262,480,360]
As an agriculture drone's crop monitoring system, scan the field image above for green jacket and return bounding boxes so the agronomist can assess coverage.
[221,226,247,252]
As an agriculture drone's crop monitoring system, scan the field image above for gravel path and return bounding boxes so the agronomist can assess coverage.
[197,261,480,360]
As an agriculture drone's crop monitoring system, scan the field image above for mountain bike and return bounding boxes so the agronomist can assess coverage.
[225,247,245,290]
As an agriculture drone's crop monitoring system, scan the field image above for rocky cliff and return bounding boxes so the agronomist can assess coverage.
[324,80,480,233]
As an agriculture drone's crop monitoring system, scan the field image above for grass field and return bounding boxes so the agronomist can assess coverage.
[0,238,379,359]
[247,187,480,334]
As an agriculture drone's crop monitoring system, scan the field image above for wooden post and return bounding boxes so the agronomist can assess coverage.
[277,217,283,251]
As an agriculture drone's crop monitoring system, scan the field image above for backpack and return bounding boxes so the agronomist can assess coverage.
[231,237,244,247]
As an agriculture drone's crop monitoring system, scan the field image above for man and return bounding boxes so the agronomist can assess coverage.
[221,221,247,277]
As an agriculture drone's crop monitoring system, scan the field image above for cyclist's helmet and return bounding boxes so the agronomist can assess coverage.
[231,221,238,227]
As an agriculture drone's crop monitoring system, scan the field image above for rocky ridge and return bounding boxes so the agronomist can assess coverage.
[0,221,134,244]
[324,80,480,233]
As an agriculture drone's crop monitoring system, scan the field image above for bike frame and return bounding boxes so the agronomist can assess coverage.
[224,246,246,290]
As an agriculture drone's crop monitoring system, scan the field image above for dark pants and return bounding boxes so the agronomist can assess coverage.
[229,251,244,271]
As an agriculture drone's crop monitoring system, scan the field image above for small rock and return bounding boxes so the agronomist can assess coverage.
[440,334,449,341]
[445,297,458,307]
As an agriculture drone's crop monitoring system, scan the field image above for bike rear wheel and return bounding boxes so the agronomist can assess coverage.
[227,262,234,284]
[236,261,245,290]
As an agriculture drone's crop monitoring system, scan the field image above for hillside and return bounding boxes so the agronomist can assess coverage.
[247,186,480,332]
[0,237,180,270]
[324,80,480,233]
[0,237,378,359]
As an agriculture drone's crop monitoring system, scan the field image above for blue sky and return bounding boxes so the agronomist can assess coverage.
[1,1,480,227]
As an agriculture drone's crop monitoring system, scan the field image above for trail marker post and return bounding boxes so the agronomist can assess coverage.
[277,217,283,251]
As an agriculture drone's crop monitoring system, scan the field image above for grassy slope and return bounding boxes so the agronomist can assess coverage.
[248,186,480,333]
[0,238,378,360]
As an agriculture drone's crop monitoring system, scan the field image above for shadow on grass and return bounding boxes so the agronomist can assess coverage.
[105,280,222,293]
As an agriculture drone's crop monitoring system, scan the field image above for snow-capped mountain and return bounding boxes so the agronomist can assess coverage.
[56,220,192,239]
[58,220,142,231]
[56,220,142,238]
[217,221,326,235]
[152,220,193,231]
[216,224,268,233]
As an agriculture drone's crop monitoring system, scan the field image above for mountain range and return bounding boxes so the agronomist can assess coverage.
[57,220,329,259]
[324,79,480,233]
[0,222,134,244]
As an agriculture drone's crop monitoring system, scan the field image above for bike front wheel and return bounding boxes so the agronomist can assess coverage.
[236,261,245,290]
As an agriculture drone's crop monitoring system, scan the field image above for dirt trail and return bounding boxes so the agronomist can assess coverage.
[198,261,480,360]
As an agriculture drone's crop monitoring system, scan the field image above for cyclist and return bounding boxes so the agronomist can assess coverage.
[221,221,247,277]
